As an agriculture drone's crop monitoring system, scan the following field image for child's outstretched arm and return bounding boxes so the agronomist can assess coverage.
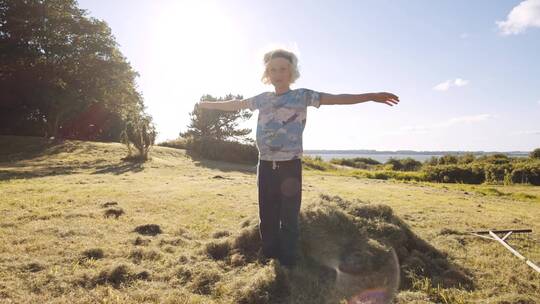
[320,92,399,106]
[196,99,250,112]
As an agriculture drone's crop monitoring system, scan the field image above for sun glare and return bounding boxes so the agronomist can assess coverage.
[150,1,247,94]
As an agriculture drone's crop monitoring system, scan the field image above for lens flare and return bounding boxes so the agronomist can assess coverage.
[320,247,400,304]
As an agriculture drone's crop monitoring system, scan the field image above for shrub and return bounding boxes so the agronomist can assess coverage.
[185,137,258,164]
[437,154,459,165]
[476,153,510,165]
[384,157,422,171]
[330,157,380,169]
[530,148,540,160]
[510,161,540,185]
[399,157,423,171]
[422,164,485,184]
[385,158,403,171]
[457,153,476,164]
[302,156,334,171]
[484,163,512,184]
[425,156,439,166]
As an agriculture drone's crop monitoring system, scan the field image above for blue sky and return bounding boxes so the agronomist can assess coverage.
[77,0,540,151]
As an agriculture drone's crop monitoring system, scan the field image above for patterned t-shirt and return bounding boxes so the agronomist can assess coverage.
[246,88,321,161]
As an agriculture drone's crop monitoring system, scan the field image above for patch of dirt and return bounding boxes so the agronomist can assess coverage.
[103,208,124,219]
[134,224,162,236]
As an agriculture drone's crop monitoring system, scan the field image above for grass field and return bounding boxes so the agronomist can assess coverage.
[0,135,539,303]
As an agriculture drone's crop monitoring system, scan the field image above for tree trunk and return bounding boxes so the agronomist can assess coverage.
[47,114,60,138]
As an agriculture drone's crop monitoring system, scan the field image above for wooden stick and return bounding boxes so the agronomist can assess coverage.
[489,231,540,273]
[502,231,513,241]
[470,233,497,241]
[474,229,532,235]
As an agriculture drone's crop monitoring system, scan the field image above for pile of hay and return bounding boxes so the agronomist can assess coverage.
[198,194,472,303]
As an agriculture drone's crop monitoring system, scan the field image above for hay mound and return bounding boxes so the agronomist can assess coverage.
[305,195,473,290]
[201,194,472,303]
[230,261,290,304]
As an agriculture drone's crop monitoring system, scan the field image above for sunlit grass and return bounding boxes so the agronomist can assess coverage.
[0,136,539,303]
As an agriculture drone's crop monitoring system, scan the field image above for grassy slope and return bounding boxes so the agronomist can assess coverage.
[0,135,539,303]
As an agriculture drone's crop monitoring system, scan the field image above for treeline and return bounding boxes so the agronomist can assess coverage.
[0,0,155,159]
[329,150,540,185]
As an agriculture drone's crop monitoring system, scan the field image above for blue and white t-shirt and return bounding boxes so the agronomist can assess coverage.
[246,88,321,161]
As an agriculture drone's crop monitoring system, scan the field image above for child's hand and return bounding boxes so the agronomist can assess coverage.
[372,92,400,106]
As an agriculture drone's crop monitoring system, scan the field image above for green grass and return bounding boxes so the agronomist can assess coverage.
[0,136,539,303]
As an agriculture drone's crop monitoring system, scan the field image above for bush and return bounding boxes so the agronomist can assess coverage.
[385,158,402,170]
[185,137,258,164]
[530,148,540,160]
[425,156,439,166]
[422,164,485,184]
[476,153,510,165]
[302,156,334,171]
[351,169,425,182]
[484,163,512,184]
[330,157,380,169]
[457,153,476,164]
[399,157,423,171]
[510,161,540,185]
[441,155,459,165]
[384,157,422,171]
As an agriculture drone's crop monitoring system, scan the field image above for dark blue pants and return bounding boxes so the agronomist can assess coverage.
[257,159,302,266]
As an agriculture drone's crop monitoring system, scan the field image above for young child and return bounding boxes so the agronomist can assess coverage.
[197,49,399,267]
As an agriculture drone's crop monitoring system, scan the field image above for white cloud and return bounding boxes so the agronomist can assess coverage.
[395,114,496,135]
[433,78,469,91]
[497,0,540,35]
[433,80,452,91]
[454,78,469,87]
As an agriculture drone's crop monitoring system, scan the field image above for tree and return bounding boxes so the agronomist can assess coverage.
[530,148,540,160]
[0,0,148,141]
[122,109,156,161]
[181,94,253,143]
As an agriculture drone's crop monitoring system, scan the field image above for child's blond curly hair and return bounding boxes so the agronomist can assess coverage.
[261,49,300,85]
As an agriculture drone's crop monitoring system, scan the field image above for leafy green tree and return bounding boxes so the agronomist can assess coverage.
[122,109,156,161]
[181,94,253,143]
[0,0,148,141]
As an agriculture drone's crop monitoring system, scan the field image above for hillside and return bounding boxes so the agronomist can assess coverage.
[0,136,539,303]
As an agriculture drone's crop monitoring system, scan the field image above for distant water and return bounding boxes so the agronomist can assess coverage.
[304,153,441,163]
[304,152,528,163]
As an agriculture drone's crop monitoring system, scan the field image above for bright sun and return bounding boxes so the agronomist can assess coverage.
[150,2,248,94]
